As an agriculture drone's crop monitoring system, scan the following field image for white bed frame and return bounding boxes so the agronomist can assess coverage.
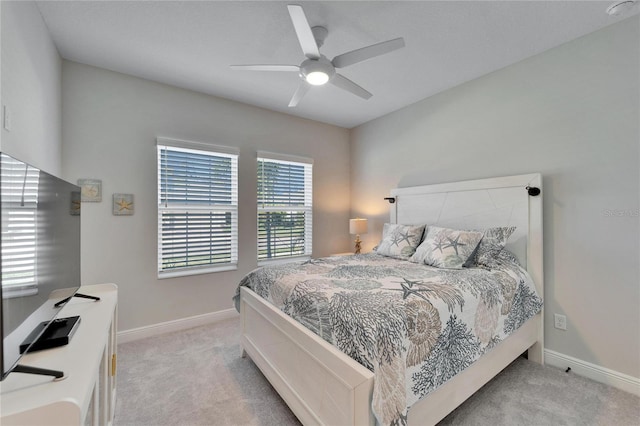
[239,173,544,425]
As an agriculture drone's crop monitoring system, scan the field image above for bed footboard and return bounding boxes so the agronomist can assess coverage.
[239,287,375,426]
[240,287,542,426]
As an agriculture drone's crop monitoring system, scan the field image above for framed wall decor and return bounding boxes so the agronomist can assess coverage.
[113,193,134,216]
[78,179,102,202]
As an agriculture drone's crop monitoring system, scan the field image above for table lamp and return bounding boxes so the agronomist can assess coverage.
[349,218,368,254]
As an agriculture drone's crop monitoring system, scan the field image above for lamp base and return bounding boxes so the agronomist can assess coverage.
[354,235,362,254]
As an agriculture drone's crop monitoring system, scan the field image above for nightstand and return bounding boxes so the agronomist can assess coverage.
[330,252,355,257]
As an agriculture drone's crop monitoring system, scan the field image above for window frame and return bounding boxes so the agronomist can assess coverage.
[257,151,313,266]
[157,138,239,278]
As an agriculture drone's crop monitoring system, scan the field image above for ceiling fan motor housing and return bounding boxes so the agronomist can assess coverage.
[299,56,335,85]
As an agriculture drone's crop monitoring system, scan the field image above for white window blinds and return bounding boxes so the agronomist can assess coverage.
[157,140,238,277]
[1,153,39,295]
[257,153,313,262]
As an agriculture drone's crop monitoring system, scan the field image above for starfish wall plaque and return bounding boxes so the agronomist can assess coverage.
[113,193,134,216]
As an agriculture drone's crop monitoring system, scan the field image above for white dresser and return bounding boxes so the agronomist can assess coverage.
[0,284,118,426]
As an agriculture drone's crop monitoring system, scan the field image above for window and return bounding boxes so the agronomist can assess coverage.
[157,138,238,278]
[0,153,39,297]
[257,152,313,263]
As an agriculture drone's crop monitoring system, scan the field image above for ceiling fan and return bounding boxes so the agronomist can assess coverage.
[230,4,405,107]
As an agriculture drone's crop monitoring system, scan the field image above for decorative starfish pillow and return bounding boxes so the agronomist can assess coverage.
[411,226,483,269]
[375,223,425,260]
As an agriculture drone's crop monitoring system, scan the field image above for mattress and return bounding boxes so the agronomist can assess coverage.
[233,252,542,425]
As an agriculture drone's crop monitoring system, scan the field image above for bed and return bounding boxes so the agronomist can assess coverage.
[234,173,544,426]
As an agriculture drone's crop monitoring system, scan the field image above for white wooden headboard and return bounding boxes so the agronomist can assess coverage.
[390,173,543,298]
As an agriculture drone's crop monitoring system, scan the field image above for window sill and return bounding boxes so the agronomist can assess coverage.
[158,264,237,279]
[258,255,310,267]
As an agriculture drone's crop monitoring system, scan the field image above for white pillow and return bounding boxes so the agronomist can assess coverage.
[375,223,425,260]
[410,226,483,269]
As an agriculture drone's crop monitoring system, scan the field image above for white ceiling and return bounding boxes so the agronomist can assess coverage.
[36,1,637,129]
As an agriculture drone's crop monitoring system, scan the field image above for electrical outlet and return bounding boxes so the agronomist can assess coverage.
[554,313,567,331]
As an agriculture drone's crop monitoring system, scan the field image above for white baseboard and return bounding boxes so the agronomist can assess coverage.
[544,349,640,396]
[117,308,239,344]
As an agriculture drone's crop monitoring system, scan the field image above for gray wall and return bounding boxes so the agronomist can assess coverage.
[350,17,639,378]
[0,1,62,174]
[62,61,351,331]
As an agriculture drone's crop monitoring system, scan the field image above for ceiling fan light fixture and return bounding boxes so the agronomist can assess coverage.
[306,71,329,85]
[299,57,335,86]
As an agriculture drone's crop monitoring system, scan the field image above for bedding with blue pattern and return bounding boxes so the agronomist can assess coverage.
[233,252,542,425]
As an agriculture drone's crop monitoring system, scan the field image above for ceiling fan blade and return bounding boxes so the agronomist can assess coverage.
[287,5,320,59]
[230,65,300,72]
[289,83,310,107]
[331,74,372,100]
[332,37,405,68]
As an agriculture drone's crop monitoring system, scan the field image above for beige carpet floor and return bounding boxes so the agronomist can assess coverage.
[114,318,639,426]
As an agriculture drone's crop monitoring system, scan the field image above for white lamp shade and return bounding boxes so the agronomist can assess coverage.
[349,218,368,235]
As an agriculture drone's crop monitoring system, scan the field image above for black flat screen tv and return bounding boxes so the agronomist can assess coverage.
[0,152,81,380]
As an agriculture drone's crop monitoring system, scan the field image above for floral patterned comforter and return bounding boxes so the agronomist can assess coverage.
[233,252,542,426]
